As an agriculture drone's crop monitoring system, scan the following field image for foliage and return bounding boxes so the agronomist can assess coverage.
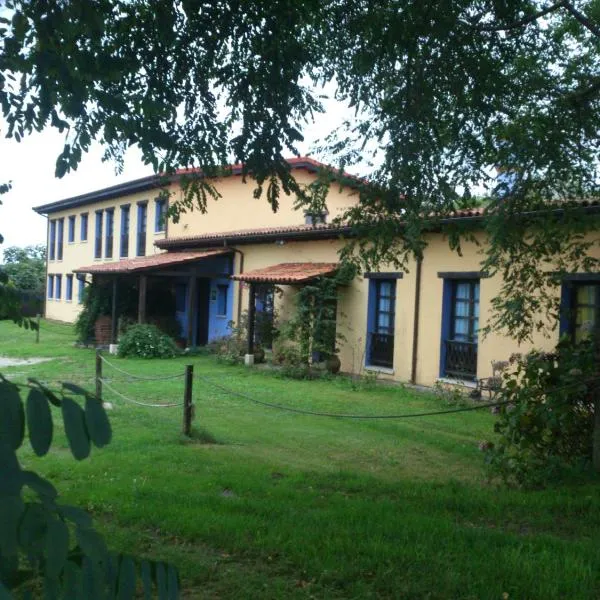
[484,338,597,487]
[0,376,178,598]
[117,324,178,359]
[1,245,46,292]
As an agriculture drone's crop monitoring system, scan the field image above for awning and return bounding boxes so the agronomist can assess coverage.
[74,248,231,275]
[232,262,339,284]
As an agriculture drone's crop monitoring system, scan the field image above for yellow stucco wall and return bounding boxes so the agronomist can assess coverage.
[44,188,170,322]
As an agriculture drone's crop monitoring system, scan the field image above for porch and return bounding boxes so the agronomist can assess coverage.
[74,249,235,347]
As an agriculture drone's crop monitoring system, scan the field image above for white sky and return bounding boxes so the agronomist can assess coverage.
[0,96,352,260]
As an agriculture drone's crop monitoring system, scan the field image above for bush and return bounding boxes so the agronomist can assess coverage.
[484,337,597,487]
[117,324,179,359]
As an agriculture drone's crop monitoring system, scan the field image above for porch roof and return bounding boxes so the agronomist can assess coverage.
[232,262,339,284]
[73,249,231,275]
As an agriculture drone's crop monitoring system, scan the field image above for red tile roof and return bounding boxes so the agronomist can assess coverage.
[232,262,339,284]
[73,249,230,275]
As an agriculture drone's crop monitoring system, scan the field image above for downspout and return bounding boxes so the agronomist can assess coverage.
[225,243,244,325]
[410,256,423,384]
[43,215,49,318]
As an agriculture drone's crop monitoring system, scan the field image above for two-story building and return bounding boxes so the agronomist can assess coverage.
[33,157,600,389]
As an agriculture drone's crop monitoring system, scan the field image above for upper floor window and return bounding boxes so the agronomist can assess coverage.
[105,209,115,259]
[80,213,88,241]
[155,198,167,232]
[121,205,130,258]
[49,220,56,260]
[95,211,103,258]
[304,211,327,226]
[67,215,75,243]
[56,218,64,260]
[137,202,147,257]
[66,274,73,301]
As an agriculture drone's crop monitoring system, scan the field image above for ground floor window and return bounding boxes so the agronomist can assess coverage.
[55,274,62,300]
[47,275,54,299]
[367,279,396,368]
[66,274,73,301]
[441,279,479,380]
[566,283,600,343]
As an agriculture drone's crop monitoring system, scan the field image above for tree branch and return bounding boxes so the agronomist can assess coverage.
[466,1,565,31]
[563,1,600,38]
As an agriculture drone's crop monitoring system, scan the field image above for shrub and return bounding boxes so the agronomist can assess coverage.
[484,337,597,487]
[117,324,178,359]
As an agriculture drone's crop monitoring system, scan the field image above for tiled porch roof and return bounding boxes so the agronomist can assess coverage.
[232,262,339,284]
[74,249,231,275]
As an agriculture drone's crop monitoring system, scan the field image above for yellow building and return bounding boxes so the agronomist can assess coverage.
[33,157,596,389]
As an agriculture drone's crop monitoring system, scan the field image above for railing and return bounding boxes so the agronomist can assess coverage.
[368,332,394,368]
[120,233,129,258]
[444,340,478,380]
[137,231,146,256]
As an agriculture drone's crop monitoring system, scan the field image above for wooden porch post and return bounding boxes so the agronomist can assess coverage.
[247,283,256,355]
[111,277,118,344]
[138,274,147,324]
[186,270,197,347]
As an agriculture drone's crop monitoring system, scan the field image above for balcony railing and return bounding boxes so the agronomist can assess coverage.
[137,231,146,256]
[368,332,394,368]
[444,339,478,380]
[120,233,129,258]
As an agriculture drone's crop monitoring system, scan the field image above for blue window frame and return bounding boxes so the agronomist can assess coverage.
[155,198,167,232]
[216,284,228,317]
[366,279,396,368]
[80,213,88,241]
[49,220,56,260]
[55,274,62,300]
[47,275,54,299]
[440,279,479,380]
[137,202,147,256]
[66,274,73,301]
[77,278,85,304]
[68,215,75,243]
[56,218,64,260]
[120,205,130,257]
[95,211,103,258]
[105,209,114,258]
[560,282,600,343]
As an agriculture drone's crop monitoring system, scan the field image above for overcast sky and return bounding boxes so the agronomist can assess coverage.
[0,95,353,260]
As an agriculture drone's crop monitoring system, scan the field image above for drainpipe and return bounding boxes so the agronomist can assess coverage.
[410,256,423,384]
[43,215,49,318]
[225,243,245,325]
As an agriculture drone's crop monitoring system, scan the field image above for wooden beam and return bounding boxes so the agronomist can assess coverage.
[247,283,256,355]
[138,274,147,324]
[111,277,118,344]
[186,271,197,347]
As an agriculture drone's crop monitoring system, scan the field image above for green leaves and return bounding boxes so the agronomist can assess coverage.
[45,518,69,579]
[26,388,53,456]
[0,381,24,450]
[85,397,112,448]
[61,398,91,461]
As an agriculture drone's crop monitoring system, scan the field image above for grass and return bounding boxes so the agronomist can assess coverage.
[2,319,600,599]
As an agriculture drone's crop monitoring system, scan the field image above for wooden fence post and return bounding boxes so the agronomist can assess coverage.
[183,365,194,436]
[36,314,40,343]
[96,349,102,403]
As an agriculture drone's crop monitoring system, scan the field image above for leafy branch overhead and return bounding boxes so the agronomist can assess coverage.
[0,377,178,598]
[2,1,600,340]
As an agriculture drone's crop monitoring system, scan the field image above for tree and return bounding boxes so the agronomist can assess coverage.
[1,244,46,292]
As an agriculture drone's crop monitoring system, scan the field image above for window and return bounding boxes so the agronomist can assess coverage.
[105,209,114,258]
[95,210,103,258]
[216,284,228,317]
[563,283,600,343]
[66,274,73,301]
[49,220,56,260]
[47,275,54,299]
[155,198,167,232]
[68,215,75,243]
[367,279,396,368]
[120,205,130,258]
[57,218,64,260]
[55,274,62,300]
[137,202,147,256]
[80,213,88,241]
[441,279,480,380]
[77,277,85,304]
[304,211,327,226]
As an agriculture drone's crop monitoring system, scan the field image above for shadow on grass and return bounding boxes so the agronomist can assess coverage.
[181,426,223,445]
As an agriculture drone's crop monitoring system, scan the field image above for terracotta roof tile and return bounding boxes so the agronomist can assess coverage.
[74,249,230,275]
[232,262,339,284]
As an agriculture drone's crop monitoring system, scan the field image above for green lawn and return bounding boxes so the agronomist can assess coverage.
[2,320,600,599]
